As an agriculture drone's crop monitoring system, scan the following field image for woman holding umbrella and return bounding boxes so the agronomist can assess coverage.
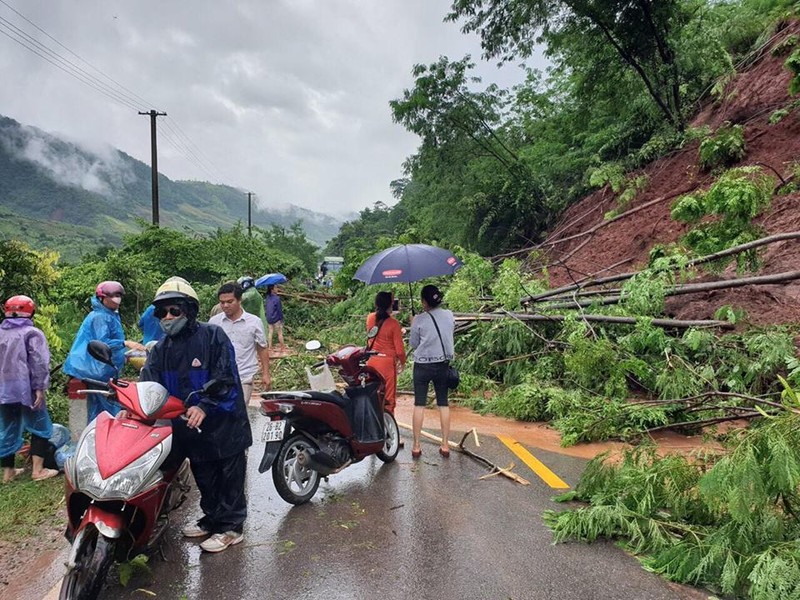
[365,292,406,416]
[409,285,455,459]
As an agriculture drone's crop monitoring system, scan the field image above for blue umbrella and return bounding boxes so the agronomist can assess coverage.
[353,244,463,313]
[255,272,288,288]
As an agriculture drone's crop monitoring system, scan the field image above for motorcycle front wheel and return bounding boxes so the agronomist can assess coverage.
[377,411,400,463]
[59,525,116,600]
[272,433,321,505]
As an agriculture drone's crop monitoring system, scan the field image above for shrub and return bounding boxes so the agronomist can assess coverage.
[698,123,746,171]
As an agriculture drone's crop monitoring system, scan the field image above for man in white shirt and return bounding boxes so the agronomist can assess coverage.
[209,282,271,404]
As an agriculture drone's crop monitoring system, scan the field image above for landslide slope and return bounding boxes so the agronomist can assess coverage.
[540,21,800,327]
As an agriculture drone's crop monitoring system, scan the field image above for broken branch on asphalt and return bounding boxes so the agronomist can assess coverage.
[396,422,529,485]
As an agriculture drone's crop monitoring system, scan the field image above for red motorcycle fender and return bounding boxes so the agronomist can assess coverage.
[79,505,125,540]
[258,441,282,474]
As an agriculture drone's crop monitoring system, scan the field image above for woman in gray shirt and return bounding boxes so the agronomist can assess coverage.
[409,284,455,459]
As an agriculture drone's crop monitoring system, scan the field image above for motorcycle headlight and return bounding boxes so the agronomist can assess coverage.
[74,432,164,500]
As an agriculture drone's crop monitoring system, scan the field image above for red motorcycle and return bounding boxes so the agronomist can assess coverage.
[258,337,400,505]
[60,341,215,600]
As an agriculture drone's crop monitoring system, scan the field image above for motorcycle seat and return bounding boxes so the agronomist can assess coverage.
[304,390,349,409]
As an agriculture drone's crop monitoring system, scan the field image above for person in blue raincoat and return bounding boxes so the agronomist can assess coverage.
[0,295,59,482]
[63,281,145,422]
[138,304,163,345]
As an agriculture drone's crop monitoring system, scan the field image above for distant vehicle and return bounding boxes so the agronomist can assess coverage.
[319,256,344,278]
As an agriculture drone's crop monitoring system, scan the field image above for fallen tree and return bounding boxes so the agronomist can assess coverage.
[523,231,800,304]
[454,312,734,330]
[537,269,800,311]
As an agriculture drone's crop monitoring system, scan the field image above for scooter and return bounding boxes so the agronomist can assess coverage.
[59,341,217,600]
[258,332,400,505]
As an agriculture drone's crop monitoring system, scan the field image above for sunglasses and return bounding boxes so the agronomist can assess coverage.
[154,306,184,319]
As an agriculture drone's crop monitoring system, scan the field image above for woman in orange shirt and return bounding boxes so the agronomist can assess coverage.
[365,291,406,415]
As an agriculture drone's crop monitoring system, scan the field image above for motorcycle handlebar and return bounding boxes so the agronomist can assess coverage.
[311,360,325,369]
[82,377,110,388]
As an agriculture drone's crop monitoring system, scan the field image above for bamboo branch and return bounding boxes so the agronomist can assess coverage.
[524,231,800,303]
[454,312,734,330]
[539,270,800,311]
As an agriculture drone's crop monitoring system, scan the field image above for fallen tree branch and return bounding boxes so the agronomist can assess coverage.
[524,231,800,303]
[539,269,800,311]
[454,312,734,330]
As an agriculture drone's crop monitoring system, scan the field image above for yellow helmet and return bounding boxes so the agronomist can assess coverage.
[154,278,199,307]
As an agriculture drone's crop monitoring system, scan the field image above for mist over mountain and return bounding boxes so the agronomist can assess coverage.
[0,115,343,261]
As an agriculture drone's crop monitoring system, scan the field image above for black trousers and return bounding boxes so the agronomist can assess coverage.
[192,451,248,534]
[413,361,450,407]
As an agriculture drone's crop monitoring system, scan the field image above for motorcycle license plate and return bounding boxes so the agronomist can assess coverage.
[261,419,286,443]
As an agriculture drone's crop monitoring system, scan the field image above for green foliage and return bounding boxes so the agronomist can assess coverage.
[444,251,495,313]
[715,304,748,324]
[769,107,791,124]
[118,555,150,587]
[547,404,800,599]
[564,335,627,398]
[698,123,747,171]
[0,239,61,302]
[490,258,547,311]
[479,377,565,422]
[671,167,774,270]
[786,48,800,95]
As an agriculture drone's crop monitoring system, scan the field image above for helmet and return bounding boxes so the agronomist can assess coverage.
[237,276,255,290]
[95,281,125,298]
[154,278,199,308]
[4,295,35,318]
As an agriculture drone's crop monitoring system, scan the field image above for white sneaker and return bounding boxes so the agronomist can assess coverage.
[182,524,209,538]
[200,531,244,553]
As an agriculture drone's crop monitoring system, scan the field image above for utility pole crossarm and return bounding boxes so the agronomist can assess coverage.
[139,110,167,226]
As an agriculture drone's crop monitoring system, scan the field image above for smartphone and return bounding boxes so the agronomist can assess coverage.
[392,299,399,312]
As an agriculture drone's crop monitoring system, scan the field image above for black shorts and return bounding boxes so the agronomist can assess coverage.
[413,362,449,407]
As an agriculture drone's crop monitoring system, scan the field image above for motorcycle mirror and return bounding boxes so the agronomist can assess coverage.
[88,340,114,366]
[367,326,379,339]
[305,340,322,351]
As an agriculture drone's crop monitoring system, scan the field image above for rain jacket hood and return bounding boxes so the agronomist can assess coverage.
[63,296,126,382]
[0,318,51,408]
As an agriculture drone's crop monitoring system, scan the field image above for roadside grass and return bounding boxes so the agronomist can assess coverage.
[0,475,65,542]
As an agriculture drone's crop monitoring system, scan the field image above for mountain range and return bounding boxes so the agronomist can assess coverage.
[0,115,344,261]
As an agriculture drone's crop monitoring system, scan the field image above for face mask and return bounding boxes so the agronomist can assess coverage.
[108,296,122,307]
[160,315,188,337]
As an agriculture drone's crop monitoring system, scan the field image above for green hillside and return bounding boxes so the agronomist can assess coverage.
[0,115,341,260]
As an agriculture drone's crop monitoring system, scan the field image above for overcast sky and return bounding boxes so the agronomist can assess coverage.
[0,0,540,218]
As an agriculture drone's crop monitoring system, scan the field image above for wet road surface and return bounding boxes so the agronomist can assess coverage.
[72,407,709,600]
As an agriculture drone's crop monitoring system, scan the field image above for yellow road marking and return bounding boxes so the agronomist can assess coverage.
[496,435,570,489]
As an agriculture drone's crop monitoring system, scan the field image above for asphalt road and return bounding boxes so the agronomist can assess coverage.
[67,410,708,600]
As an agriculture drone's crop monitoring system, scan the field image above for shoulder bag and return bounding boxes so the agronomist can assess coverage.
[428,312,459,391]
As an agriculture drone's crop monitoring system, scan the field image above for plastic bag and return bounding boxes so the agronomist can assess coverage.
[306,364,336,392]
[48,423,71,449]
[55,441,77,469]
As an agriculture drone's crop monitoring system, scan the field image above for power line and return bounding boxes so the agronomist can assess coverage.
[0,19,140,111]
[0,0,231,184]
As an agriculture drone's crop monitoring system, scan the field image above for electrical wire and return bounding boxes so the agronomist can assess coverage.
[0,0,230,183]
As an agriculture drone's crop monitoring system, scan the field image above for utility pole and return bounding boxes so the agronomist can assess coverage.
[247,192,254,237]
[139,110,167,226]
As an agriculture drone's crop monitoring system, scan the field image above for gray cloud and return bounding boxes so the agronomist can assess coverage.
[0,0,542,217]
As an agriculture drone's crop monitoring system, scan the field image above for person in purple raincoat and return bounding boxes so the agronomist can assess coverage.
[0,295,58,483]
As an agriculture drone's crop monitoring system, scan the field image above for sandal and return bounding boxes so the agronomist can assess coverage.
[411,448,422,459]
[439,447,450,458]
[32,468,59,481]
[3,468,24,483]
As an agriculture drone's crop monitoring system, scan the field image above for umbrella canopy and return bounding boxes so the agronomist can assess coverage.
[255,272,288,288]
[353,244,462,284]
